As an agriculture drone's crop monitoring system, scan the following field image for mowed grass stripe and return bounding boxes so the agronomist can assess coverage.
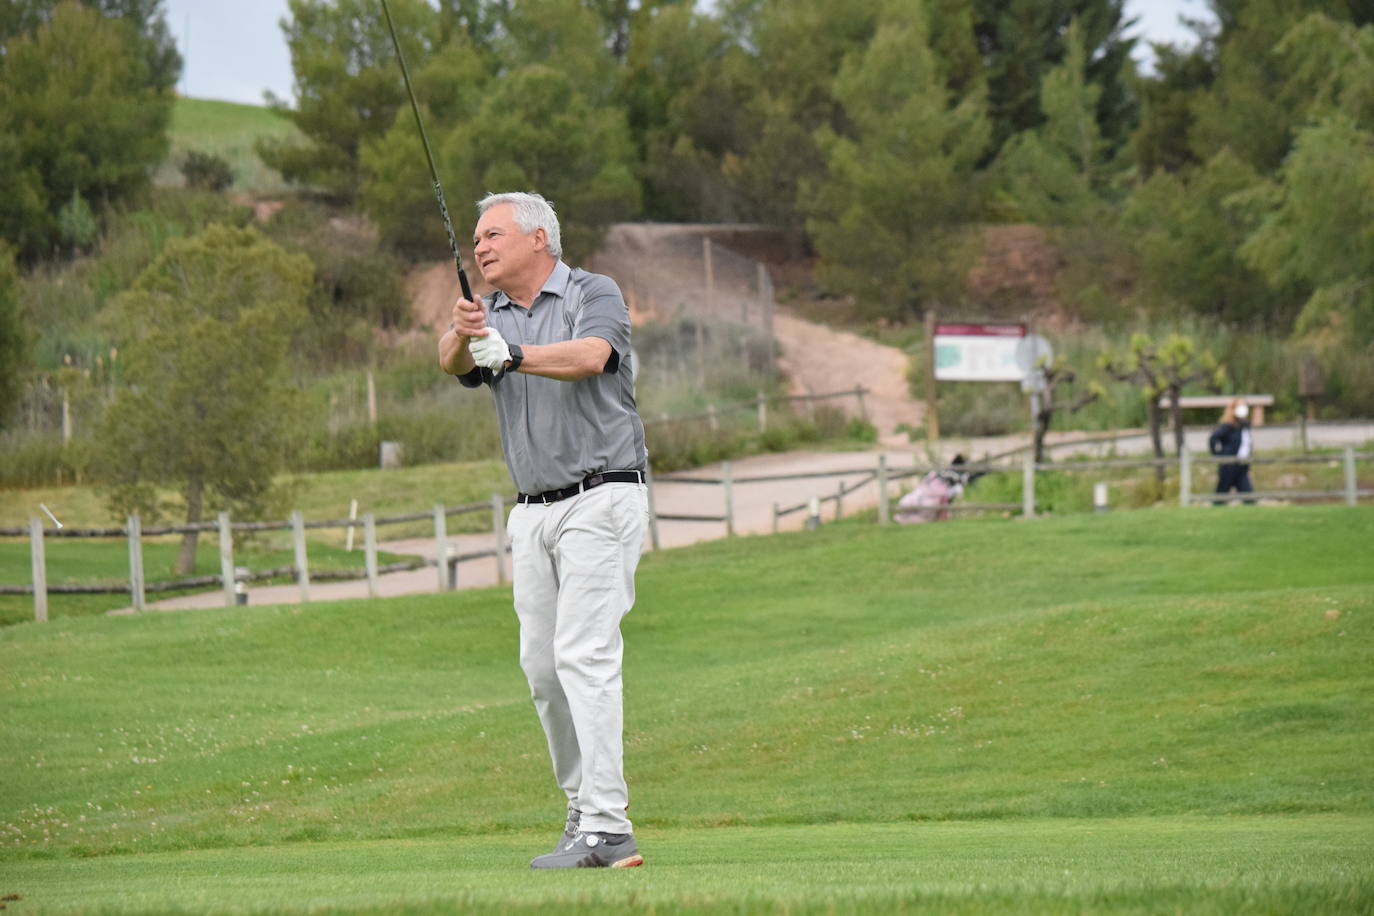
[1,506,1371,911]
[2,818,1369,914]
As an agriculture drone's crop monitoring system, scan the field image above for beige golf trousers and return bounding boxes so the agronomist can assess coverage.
[507,482,648,835]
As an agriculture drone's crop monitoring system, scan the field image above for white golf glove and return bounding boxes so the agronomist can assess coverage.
[468,326,511,371]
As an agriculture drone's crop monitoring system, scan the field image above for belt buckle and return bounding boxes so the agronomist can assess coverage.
[586,474,604,490]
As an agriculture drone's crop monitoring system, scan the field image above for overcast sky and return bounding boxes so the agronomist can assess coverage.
[163,0,1218,107]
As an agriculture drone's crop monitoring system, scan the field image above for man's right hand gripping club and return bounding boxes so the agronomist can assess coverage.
[439,293,495,376]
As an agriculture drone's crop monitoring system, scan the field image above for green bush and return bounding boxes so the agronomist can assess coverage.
[0,430,92,488]
[298,398,501,472]
[180,151,235,191]
[56,192,100,254]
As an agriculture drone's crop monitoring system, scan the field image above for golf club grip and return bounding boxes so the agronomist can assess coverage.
[380,0,473,303]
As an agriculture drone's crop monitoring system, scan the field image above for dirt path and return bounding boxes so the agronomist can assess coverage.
[771,310,922,446]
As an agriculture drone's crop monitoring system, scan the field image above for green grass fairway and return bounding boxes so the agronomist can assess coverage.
[2,506,1371,912]
[6,818,1369,914]
[155,97,304,193]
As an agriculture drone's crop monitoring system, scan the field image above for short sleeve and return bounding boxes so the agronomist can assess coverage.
[572,273,630,372]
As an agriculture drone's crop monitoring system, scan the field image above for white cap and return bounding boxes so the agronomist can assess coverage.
[1235,403,1250,419]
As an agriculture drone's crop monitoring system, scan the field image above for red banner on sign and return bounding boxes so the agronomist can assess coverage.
[935,323,1026,337]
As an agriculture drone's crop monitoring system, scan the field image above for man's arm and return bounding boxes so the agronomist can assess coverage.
[509,337,613,381]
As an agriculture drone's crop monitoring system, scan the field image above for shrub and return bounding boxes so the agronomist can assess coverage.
[0,430,93,487]
[180,151,235,191]
[56,192,100,254]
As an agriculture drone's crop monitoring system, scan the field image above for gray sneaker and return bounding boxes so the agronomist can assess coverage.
[546,807,580,855]
[530,831,643,869]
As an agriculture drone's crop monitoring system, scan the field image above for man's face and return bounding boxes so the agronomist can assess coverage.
[473,204,546,290]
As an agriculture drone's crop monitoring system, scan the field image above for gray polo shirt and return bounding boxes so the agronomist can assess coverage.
[458,261,648,495]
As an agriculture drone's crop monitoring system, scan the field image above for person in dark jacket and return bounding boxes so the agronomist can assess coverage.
[1208,398,1254,503]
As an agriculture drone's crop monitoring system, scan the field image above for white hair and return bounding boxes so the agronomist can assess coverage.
[476,191,562,259]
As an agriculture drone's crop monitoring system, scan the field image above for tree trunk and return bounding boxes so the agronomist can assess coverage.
[1148,401,1166,483]
[1168,385,1186,455]
[175,475,204,576]
[1034,402,1052,465]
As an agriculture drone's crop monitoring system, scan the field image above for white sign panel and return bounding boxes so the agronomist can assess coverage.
[933,323,1026,382]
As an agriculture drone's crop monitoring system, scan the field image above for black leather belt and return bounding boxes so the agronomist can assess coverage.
[517,470,644,505]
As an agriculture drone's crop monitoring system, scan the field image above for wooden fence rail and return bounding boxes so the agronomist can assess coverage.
[9,497,513,618]
[7,447,1370,622]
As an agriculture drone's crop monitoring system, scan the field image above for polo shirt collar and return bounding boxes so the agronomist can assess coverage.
[490,261,571,312]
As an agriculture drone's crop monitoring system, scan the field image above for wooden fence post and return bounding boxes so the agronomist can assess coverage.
[763,272,775,381]
[218,511,235,608]
[1179,449,1192,508]
[291,510,310,603]
[1022,452,1036,519]
[835,480,845,520]
[924,310,940,443]
[30,518,47,623]
[877,455,890,526]
[434,503,450,592]
[645,466,661,551]
[492,494,508,585]
[364,512,379,598]
[772,502,779,535]
[127,513,145,612]
[366,370,377,426]
[855,385,868,422]
[1345,446,1358,506]
[724,460,735,537]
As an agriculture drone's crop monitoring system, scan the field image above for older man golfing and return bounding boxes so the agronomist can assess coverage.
[439,192,648,869]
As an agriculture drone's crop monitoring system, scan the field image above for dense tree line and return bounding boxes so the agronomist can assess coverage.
[3,0,1373,442]
[0,0,180,261]
[252,0,1372,350]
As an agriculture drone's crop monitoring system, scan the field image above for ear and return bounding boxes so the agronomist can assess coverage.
[531,227,548,253]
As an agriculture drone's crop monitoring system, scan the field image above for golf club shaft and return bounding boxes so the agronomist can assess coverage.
[379,0,474,302]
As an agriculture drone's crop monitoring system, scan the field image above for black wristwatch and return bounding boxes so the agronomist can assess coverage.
[506,343,524,373]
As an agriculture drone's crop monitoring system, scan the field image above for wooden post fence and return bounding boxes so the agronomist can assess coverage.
[218,512,235,608]
[127,514,145,612]
[1022,453,1036,518]
[434,503,450,592]
[1345,446,1358,506]
[364,513,379,598]
[1179,449,1192,507]
[877,455,890,526]
[645,466,661,551]
[724,461,735,537]
[492,494,507,585]
[30,518,47,622]
[291,510,310,603]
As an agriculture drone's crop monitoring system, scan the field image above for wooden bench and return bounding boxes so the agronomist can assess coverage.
[1156,394,1274,426]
